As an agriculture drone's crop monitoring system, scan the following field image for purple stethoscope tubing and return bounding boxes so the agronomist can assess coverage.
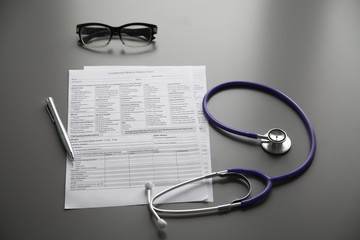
[202,81,317,207]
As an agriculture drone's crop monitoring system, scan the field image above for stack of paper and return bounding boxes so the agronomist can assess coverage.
[65,66,212,209]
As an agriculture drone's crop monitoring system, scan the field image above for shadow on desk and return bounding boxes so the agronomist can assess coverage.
[76,42,157,55]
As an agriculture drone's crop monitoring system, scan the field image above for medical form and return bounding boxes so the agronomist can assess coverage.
[65,66,212,209]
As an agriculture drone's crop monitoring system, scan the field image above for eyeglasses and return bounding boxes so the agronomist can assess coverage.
[76,22,158,48]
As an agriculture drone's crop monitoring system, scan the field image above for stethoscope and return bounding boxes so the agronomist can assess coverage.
[145,81,317,229]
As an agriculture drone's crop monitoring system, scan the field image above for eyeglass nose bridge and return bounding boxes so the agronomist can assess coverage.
[112,27,122,35]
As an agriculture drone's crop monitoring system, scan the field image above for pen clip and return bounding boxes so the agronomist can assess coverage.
[46,99,55,122]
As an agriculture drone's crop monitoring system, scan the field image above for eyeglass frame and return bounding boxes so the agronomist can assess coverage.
[76,22,158,47]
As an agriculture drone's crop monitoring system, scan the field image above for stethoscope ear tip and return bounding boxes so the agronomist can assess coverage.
[145,182,154,190]
[156,219,168,229]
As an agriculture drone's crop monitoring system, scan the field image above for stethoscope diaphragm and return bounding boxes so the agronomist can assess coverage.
[260,128,292,154]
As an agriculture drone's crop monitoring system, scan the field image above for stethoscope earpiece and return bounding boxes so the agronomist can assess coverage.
[260,128,292,154]
[145,170,252,229]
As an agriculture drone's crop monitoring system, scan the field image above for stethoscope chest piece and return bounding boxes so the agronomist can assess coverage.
[260,128,291,154]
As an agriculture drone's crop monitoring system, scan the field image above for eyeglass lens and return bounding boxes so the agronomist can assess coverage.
[120,25,152,47]
[80,25,112,48]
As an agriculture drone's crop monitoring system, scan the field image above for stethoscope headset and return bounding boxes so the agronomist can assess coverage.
[145,81,317,229]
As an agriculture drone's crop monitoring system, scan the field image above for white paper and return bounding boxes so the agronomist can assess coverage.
[65,66,212,209]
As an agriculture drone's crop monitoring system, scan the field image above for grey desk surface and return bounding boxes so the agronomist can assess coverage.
[1,0,359,239]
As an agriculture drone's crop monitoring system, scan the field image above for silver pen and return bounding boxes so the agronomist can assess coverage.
[46,97,75,160]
